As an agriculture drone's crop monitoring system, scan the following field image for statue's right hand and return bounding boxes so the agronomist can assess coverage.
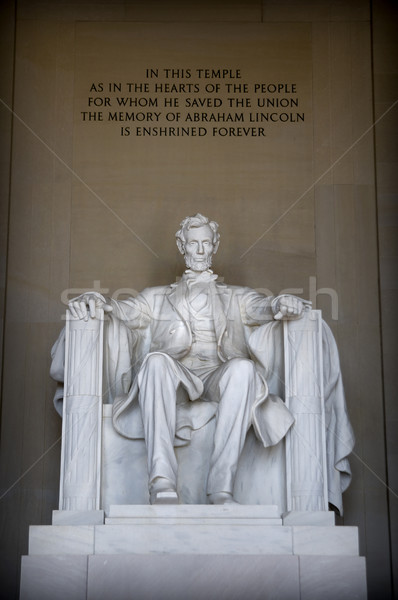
[68,292,113,321]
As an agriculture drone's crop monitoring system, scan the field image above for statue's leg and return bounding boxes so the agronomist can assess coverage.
[137,353,181,501]
[204,358,258,501]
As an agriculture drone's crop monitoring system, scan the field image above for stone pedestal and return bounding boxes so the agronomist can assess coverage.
[20,506,367,600]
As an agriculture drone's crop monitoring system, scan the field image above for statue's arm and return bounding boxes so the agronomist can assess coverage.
[271,294,311,320]
[68,290,151,327]
[242,289,310,325]
[107,295,151,327]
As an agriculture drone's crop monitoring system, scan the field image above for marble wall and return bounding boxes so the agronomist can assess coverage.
[0,1,396,598]
[372,1,398,596]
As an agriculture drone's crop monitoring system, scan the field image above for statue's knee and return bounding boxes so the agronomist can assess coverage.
[225,358,256,381]
[140,353,179,397]
[145,353,169,370]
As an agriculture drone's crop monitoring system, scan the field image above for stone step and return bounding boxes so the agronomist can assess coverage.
[95,523,291,554]
[52,510,105,526]
[20,553,368,600]
[282,510,335,526]
[105,517,282,525]
[50,507,336,527]
[107,503,281,518]
[28,523,360,557]
[106,503,282,525]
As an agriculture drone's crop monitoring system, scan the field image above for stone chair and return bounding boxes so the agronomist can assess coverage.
[56,308,331,515]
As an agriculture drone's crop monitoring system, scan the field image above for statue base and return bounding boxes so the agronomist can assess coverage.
[20,506,367,599]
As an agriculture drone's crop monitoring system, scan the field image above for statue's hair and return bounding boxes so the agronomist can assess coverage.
[175,213,220,254]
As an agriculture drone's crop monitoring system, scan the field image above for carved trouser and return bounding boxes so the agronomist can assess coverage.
[137,352,262,496]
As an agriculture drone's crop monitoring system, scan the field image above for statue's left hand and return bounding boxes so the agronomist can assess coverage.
[68,292,113,321]
[273,294,310,320]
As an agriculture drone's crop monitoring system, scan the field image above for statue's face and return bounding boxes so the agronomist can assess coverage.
[183,224,215,272]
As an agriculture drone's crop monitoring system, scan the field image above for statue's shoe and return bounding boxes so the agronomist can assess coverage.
[150,489,179,505]
[207,492,239,505]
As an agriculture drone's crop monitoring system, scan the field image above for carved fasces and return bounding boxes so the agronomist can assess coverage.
[59,309,104,510]
[284,310,328,511]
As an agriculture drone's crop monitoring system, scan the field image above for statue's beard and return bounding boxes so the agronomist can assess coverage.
[184,255,213,272]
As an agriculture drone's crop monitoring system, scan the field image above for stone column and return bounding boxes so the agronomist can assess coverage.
[284,310,328,511]
[59,309,104,510]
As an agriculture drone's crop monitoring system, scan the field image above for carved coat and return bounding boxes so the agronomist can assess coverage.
[106,279,295,448]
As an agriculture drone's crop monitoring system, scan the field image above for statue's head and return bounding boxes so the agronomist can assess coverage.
[176,213,220,272]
